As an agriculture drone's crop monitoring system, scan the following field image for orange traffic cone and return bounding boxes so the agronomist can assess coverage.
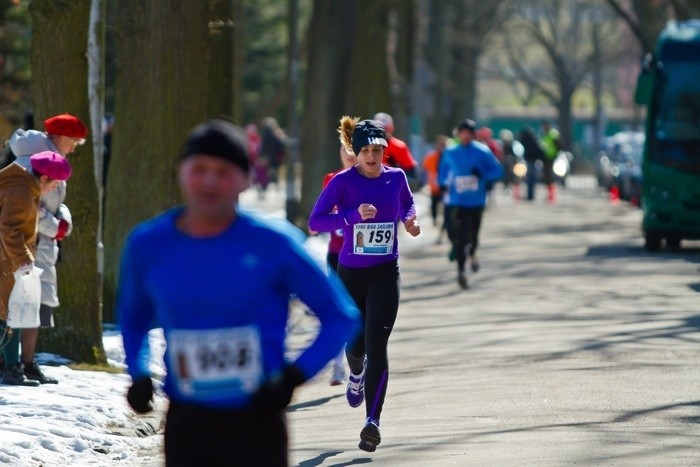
[609,185,620,204]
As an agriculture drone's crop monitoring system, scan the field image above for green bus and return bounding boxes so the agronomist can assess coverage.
[635,19,700,251]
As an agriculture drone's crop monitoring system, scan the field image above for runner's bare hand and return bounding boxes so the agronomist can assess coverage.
[404,215,420,237]
[358,203,377,220]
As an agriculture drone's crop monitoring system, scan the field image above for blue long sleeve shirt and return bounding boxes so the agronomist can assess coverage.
[118,207,360,408]
[438,141,504,208]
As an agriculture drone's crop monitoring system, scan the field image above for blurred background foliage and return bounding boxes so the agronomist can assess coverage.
[0,0,698,350]
[2,0,698,152]
[2,0,699,143]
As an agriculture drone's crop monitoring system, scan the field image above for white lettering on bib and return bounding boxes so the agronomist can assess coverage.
[353,222,394,255]
[454,175,479,193]
[168,326,263,401]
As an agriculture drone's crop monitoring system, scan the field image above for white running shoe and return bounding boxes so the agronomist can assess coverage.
[329,363,346,386]
[346,360,366,407]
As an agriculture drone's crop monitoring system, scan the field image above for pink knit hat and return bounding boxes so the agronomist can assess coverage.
[30,151,72,181]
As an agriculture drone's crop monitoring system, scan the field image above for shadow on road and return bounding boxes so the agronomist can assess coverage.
[587,244,700,260]
[289,394,344,412]
[545,312,700,358]
[612,399,700,423]
[295,451,372,467]
[386,399,699,464]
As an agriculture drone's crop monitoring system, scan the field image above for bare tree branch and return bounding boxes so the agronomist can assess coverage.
[604,0,653,53]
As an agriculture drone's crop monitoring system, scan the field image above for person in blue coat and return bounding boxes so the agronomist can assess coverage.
[438,118,503,289]
[117,119,360,467]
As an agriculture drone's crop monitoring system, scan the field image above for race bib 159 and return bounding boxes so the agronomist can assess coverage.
[353,222,394,255]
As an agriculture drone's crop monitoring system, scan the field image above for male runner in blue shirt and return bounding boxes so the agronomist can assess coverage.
[118,119,359,466]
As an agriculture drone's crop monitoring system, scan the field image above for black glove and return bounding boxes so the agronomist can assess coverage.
[471,167,482,178]
[251,365,305,412]
[127,377,154,414]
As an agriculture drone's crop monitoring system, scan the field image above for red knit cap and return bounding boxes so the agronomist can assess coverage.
[44,113,88,139]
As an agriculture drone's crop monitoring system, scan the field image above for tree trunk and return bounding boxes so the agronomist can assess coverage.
[231,0,244,123]
[345,0,391,115]
[87,0,106,341]
[592,21,603,149]
[447,0,503,127]
[425,0,450,136]
[672,0,700,19]
[28,0,105,363]
[449,46,479,125]
[298,0,356,223]
[103,1,210,322]
[632,0,672,54]
[208,0,234,118]
[557,84,575,151]
[389,0,415,139]
[285,0,301,224]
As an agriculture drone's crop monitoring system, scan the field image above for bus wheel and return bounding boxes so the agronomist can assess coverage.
[644,232,662,252]
[666,235,681,252]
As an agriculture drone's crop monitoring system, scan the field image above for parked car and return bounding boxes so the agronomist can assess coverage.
[596,131,645,204]
[616,141,643,205]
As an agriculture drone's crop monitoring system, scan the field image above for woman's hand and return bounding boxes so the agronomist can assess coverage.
[403,215,421,237]
[358,203,377,220]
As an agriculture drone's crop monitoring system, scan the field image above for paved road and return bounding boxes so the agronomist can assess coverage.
[281,177,699,466]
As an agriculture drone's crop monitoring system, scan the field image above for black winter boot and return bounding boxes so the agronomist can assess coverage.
[24,360,58,384]
[2,363,40,386]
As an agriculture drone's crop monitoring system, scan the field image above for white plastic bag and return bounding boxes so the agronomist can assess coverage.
[7,266,43,329]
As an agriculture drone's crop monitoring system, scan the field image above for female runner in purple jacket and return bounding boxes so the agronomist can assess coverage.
[309,116,421,452]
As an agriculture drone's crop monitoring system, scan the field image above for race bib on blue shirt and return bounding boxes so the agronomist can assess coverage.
[168,326,263,401]
[454,175,479,193]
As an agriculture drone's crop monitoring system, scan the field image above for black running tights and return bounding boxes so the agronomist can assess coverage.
[164,402,288,466]
[448,206,483,272]
[337,260,400,421]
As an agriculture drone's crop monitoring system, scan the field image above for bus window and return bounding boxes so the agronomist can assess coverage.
[654,63,700,141]
[650,62,700,170]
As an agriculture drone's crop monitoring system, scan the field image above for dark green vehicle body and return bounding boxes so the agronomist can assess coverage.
[634,20,700,251]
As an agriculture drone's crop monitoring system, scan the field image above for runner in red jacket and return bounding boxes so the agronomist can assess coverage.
[373,113,417,179]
